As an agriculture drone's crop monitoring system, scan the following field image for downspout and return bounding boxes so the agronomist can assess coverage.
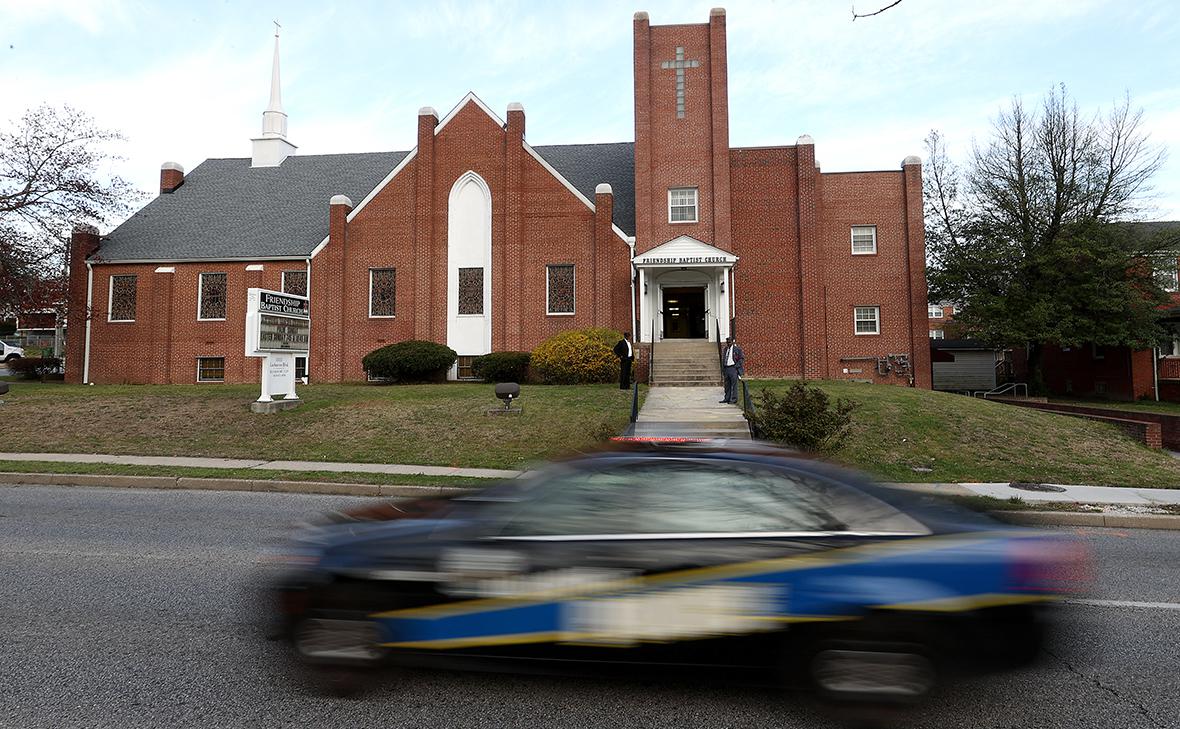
[304,257,312,383]
[82,262,94,384]
[627,237,636,336]
[1154,346,1160,401]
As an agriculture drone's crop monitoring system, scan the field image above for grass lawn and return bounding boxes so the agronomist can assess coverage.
[1052,398,1180,416]
[0,460,490,488]
[748,380,1180,487]
[0,381,640,470]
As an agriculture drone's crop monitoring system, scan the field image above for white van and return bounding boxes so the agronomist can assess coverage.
[1,341,25,362]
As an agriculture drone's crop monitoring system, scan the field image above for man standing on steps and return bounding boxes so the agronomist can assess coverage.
[720,336,745,404]
[614,332,634,390]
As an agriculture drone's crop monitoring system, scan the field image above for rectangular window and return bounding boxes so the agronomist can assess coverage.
[458,267,484,315]
[546,264,575,315]
[196,356,225,382]
[668,188,698,223]
[282,269,307,297]
[929,329,945,339]
[108,275,137,322]
[928,304,944,319]
[456,355,477,381]
[1092,343,1105,360]
[1155,258,1178,292]
[851,225,877,255]
[854,306,880,335]
[369,268,397,317]
[198,272,227,320]
[295,356,307,381]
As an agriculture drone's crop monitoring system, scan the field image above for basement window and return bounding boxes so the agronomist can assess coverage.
[197,357,225,382]
[456,355,478,381]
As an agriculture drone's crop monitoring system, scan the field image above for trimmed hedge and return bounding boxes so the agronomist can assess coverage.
[530,327,621,384]
[472,351,531,383]
[8,357,62,380]
[362,340,457,383]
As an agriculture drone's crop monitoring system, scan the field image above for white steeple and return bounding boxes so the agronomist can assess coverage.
[251,22,297,167]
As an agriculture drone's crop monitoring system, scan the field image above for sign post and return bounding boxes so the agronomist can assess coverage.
[245,288,310,413]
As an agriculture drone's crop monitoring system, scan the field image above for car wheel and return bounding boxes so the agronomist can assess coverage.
[293,616,385,666]
[3,354,17,363]
[807,619,938,705]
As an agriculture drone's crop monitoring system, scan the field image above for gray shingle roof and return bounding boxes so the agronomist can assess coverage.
[531,142,635,237]
[95,142,635,263]
[95,152,407,262]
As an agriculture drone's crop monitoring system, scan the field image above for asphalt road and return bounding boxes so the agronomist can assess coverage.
[3,484,1179,729]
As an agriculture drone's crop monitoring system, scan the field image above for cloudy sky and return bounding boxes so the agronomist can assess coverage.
[2,0,1178,221]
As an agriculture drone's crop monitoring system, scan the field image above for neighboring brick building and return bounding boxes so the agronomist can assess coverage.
[66,9,930,387]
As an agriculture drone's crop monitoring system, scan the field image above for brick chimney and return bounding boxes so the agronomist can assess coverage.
[160,162,184,194]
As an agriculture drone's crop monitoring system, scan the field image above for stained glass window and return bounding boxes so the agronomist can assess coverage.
[547,264,575,314]
[458,267,484,315]
[199,273,227,320]
[109,275,137,322]
[370,268,396,317]
[282,270,307,296]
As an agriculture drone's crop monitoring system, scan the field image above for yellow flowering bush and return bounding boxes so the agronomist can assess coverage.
[530,327,622,384]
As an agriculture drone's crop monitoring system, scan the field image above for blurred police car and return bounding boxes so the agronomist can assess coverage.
[263,440,1088,704]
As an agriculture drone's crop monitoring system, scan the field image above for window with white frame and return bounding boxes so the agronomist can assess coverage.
[854,306,880,335]
[929,329,945,339]
[668,188,698,223]
[198,272,227,320]
[197,356,225,382]
[546,264,575,315]
[928,304,944,319]
[851,225,877,255]
[369,268,396,317]
[1155,257,1179,292]
[108,275,137,322]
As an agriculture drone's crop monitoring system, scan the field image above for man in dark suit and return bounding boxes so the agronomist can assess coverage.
[613,332,634,390]
[720,336,745,404]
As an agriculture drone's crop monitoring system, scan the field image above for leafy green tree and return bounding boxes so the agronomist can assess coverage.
[924,86,1174,391]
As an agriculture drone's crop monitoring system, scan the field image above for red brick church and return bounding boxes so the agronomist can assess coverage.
[65,9,931,387]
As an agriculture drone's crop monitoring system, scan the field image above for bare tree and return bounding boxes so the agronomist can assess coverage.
[0,104,141,313]
[925,85,1172,391]
[852,1,903,21]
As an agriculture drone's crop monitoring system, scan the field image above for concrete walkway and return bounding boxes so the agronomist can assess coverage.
[630,386,751,439]
[0,452,520,479]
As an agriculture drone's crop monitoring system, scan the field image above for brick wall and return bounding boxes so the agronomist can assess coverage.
[996,399,1165,449]
[79,260,304,384]
[1041,344,1155,401]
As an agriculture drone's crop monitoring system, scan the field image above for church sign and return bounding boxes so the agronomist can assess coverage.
[246,288,309,407]
[642,256,730,265]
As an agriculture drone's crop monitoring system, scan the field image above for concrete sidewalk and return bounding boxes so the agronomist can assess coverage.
[5,451,1180,505]
[0,452,522,479]
[631,386,751,439]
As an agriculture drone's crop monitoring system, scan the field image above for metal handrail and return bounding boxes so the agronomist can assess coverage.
[630,378,639,423]
[715,320,724,371]
[648,318,655,385]
[740,377,760,439]
[976,382,1029,399]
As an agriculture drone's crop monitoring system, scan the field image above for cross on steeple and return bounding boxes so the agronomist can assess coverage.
[660,46,700,119]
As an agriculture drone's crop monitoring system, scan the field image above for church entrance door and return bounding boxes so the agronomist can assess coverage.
[662,287,707,339]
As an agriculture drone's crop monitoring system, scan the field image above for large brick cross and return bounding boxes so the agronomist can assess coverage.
[660,46,700,119]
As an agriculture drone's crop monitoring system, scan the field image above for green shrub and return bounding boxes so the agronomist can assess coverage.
[362,340,456,383]
[9,357,63,380]
[472,351,531,383]
[530,327,622,384]
[753,381,858,452]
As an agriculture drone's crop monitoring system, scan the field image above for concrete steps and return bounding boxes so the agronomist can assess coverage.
[651,340,722,387]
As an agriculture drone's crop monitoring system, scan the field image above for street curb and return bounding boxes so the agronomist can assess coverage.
[0,472,473,498]
[992,510,1180,530]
